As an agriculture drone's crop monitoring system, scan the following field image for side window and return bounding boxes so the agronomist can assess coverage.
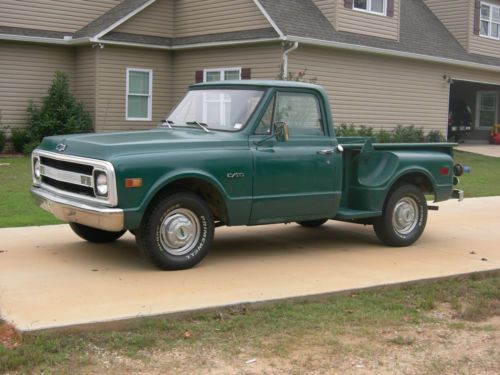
[255,96,275,135]
[274,92,324,136]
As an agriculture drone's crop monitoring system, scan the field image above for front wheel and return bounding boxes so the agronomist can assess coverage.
[373,184,427,247]
[136,192,214,270]
[69,223,126,243]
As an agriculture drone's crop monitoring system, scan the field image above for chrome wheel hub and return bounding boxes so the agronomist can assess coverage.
[392,197,419,236]
[159,208,200,256]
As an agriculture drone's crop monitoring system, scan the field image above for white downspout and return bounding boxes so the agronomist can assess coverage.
[282,41,299,80]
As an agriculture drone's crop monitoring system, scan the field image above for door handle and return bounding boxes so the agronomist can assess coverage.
[317,149,334,155]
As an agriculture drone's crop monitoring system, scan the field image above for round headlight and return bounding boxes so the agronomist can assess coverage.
[95,173,108,196]
[34,158,41,179]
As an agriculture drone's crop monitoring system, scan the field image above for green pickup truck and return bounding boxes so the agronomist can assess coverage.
[31,80,464,270]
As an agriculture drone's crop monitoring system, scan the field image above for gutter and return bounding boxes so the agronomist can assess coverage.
[285,35,500,74]
[0,34,90,45]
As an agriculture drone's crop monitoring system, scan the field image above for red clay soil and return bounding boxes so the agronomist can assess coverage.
[0,323,21,350]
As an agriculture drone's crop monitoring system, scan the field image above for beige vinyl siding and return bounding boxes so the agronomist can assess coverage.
[312,0,337,27]
[0,41,74,133]
[336,0,400,40]
[174,0,270,37]
[171,43,282,103]
[75,47,97,127]
[95,46,172,132]
[468,0,500,59]
[288,45,500,133]
[423,0,469,49]
[115,0,174,38]
[0,0,120,33]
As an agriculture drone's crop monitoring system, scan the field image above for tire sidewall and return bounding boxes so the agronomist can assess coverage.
[141,193,214,270]
[379,185,427,246]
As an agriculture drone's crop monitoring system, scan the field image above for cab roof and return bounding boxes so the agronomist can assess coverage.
[191,79,323,91]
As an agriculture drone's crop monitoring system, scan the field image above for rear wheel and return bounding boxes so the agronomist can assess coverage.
[296,219,328,228]
[69,223,126,243]
[373,184,427,247]
[136,192,214,270]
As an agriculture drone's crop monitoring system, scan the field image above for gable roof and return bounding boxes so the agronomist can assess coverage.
[73,0,154,38]
[256,0,500,69]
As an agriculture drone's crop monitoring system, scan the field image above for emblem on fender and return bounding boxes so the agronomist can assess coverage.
[56,143,67,152]
[226,172,245,179]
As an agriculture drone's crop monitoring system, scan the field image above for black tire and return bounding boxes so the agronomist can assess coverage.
[69,222,126,243]
[136,192,214,270]
[296,219,328,228]
[373,184,427,247]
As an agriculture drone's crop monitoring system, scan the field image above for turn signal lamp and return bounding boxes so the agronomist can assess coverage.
[125,178,143,188]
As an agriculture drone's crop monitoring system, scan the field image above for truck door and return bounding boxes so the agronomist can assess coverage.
[249,90,342,224]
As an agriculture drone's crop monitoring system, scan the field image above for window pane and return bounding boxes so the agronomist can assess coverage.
[129,71,149,95]
[493,23,500,38]
[481,20,489,35]
[205,71,221,82]
[481,4,490,18]
[224,70,240,80]
[128,95,149,118]
[481,94,497,110]
[371,0,384,13]
[493,8,500,22]
[275,93,323,136]
[354,0,367,10]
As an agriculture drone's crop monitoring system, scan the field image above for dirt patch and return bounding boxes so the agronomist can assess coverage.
[0,323,21,350]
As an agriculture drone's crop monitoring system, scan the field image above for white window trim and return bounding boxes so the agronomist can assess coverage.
[479,1,500,40]
[353,0,387,16]
[475,90,498,129]
[203,67,242,82]
[126,68,153,121]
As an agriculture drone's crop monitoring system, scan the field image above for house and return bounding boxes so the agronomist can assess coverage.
[1,0,500,142]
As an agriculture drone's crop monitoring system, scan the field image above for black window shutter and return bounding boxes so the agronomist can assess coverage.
[241,68,251,80]
[344,0,353,9]
[474,0,481,35]
[387,0,394,17]
[195,70,204,83]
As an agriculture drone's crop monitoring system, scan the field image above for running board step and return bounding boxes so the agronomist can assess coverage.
[334,208,382,220]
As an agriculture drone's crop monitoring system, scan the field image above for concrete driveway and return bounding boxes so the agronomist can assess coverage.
[1,197,499,332]
[457,144,500,157]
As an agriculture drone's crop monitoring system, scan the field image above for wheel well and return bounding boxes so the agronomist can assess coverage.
[149,178,228,224]
[392,172,435,198]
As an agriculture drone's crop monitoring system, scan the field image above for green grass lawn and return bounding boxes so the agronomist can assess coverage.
[0,150,498,228]
[0,157,61,228]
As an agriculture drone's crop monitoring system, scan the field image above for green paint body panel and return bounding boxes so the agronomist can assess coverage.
[36,80,457,230]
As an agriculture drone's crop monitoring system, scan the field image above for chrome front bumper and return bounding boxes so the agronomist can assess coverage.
[452,189,464,202]
[31,187,124,232]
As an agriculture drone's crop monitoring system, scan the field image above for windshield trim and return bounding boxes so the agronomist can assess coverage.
[165,87,266,133]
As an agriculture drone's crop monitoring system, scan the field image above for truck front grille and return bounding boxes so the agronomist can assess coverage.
[40,156,93,175]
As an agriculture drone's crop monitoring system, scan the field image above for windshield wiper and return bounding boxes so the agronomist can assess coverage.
[159,119,175,129]
[186,121,210,133]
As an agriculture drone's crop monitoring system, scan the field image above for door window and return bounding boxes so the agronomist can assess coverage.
[477,92,498,128]
[274,92,324,136]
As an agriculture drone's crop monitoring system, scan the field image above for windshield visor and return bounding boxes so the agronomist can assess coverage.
[167,89,264,131]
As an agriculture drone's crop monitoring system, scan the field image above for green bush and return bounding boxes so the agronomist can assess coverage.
[0,130,5,153]
[25,71,92,153]
[334,124,445,143]
[10,128,30,153]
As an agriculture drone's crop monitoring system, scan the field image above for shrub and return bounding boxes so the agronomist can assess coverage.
[334,124,444,143]
[426,130,446,142]
[10,129,30,153]
[25,71,92,152]
[0,130,5,153]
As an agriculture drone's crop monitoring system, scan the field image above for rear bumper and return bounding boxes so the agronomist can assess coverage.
[31,187,124,232]
[452,189,464,202]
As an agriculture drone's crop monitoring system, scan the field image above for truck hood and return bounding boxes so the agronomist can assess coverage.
[38,129,245,161]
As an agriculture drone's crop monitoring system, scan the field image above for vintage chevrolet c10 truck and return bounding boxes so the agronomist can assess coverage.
[31,80,464,270]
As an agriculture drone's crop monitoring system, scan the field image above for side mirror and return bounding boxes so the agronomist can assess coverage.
[274,122,289,142]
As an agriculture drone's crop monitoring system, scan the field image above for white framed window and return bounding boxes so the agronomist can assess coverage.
[126,68,152,121]
[353,0,386,16]
[480,2,500,39]
[203,67,241,82]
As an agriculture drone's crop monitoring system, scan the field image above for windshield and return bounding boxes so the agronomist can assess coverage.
[166,89,264,131]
